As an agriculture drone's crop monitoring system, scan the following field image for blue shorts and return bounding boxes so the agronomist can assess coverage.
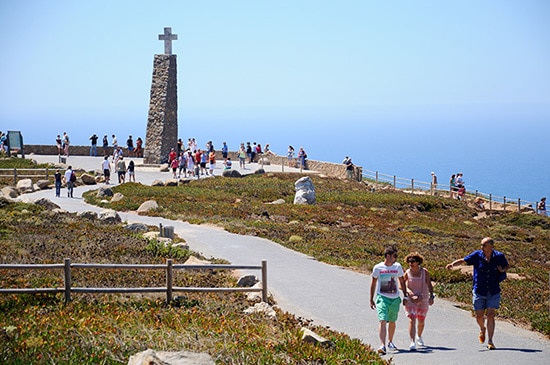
[473,291,501,310]
[375,295,401,322]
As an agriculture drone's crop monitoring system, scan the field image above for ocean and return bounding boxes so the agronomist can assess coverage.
[11,103,550,204]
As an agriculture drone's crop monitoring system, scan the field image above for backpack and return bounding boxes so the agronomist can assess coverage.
[70,171,76,182]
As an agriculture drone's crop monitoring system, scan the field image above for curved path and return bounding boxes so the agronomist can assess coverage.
[14,156,550,365]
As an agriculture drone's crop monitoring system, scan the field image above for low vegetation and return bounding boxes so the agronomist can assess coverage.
[1,161,549,363]
[85,173,550,337]
[0,199,386,364]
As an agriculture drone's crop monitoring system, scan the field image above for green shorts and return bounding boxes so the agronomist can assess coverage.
[375,295,401,322]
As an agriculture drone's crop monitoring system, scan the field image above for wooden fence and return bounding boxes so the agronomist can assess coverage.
[0,168,53,185]
[0,258,268,303]
[362,169,540,214]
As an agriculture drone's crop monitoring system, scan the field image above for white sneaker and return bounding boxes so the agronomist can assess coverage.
[387,342,398,351]
[416,336,425,347]
[409,341,416,351]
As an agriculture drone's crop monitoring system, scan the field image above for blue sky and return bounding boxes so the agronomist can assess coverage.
[1,0,549,145]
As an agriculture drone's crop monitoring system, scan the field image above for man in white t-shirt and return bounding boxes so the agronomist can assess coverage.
[370,245,407,355]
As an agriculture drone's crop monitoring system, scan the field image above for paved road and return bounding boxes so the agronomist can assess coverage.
[15,155,550,365]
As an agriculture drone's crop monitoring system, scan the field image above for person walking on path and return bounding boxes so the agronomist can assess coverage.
[403,252,435,351]
[370,245,407,355]
[102,156,111,184]
[127,160,135,182]
[116,156,126,184]
[54,169,62,197]
[446,237,510,350]
[63,165,75,198]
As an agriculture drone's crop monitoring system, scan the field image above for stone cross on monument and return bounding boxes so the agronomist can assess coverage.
[158,27,178,55]
[144,27,179,164]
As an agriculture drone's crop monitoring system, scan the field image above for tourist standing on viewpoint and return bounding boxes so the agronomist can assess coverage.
[446,237,510,350]
[370,245,407,355]
[102,135,109,156]
[298,147,307,169]
[89,134,98,157]
[135,137,143,158]
[221,142,228,159]
[56,135,62,155]
[537,197,547,216]
[102,156,111,184]
[287,146,295,167]
[127,135,134,156]
[238,144,247,169]
[431,172,438,195]
[63,132,70,157]
[403,252,435,350]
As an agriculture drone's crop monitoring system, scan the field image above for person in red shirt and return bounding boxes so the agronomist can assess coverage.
[168,148,177,164]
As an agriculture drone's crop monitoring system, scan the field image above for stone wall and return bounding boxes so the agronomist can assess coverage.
[24,145,121,156]
[144,54,178,164]
[22,147,362,180]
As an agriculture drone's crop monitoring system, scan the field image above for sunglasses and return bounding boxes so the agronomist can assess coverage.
[407,259,418,263]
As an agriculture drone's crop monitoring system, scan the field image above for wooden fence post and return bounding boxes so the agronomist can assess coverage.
[13,168,17,185]
[411,179,414,194]
[166,259,173,303]
[489,194,493,211]
[518,198,521,213]
[393,175,396,188]
[64,258,71,303]
[261,260,268,303]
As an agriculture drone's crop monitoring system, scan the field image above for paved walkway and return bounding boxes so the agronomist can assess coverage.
[15,155,550,364]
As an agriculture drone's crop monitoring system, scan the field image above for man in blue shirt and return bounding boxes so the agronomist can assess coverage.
[447,237,510,350]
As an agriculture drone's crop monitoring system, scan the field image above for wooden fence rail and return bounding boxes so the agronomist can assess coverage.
[0,168,52,185]
[0,258,268,303]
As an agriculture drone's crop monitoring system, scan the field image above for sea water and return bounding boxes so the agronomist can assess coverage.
[11,104,550,203]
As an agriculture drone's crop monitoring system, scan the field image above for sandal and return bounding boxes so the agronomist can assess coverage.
[479,328,486,343]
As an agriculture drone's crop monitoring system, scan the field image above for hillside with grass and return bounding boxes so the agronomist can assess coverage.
[83,172,550,337]
[1,158,549,364]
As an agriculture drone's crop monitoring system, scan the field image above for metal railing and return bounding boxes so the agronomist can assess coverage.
[362,169,540,213]
[0,258,268,303]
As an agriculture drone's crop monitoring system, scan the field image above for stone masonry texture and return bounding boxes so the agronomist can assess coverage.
[144,54,178,164]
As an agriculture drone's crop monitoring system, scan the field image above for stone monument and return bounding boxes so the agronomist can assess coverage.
[144,27,179,164]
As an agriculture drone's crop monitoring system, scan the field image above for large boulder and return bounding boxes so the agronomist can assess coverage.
[151,179,164,186]
[138,200,158,213]
[36,179,51,190]
[294,176,316,205]
[16,179,34,193]
[1,186,19,198]
[127,349,215,365]
[77,211,98,220]
[33,197,60,210]
[97,187,114,198]
[111,192,124,202]
[98,209,121,224]
[165,179,178,186]
[80,173,97,185]
[125,223,149,233]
